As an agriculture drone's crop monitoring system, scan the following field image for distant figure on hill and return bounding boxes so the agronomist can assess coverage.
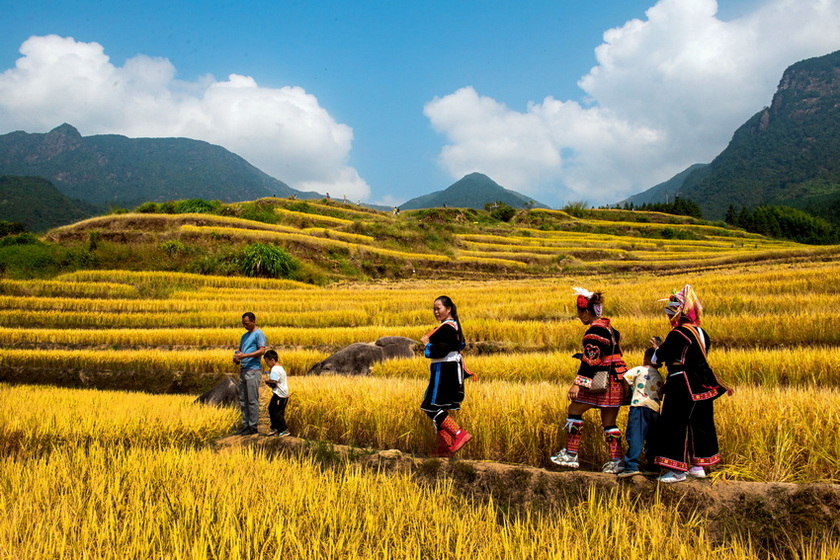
[550,288,629,474]
[233,312,267,435]
[325,192,331,201]
[649,285,733,483]
[420,296,473,457]
[263,349,290,437]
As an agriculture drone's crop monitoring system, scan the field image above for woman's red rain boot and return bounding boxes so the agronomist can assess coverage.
[441,416,472,453]
[430,430,453,457]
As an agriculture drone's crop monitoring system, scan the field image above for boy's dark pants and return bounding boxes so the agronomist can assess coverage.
[623,406,659,472]
[268,395,289,432]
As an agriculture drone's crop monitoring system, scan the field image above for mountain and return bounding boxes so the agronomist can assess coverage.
[0,175,100,232]
[677,50,840,220]
[399,172,549,210]
[0,124,320,207]
[620,163,707,206]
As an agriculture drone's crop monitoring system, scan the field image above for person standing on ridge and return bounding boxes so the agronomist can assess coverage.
[233,312,267,435]
[420,296,473,457]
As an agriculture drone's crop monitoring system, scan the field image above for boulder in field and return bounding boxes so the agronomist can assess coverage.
[195,376,239,406]
[307,336,418,376]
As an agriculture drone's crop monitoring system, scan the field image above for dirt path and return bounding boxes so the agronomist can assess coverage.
[214,433,840,548]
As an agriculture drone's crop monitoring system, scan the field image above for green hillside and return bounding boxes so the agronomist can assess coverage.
[680,50,840,220]
[0,195,832,281]
[0,124,320,207]
[0,176,100,232]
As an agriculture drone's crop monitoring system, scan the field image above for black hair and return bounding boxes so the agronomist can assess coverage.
[264,349,278,361]
[643,347,656,362]
[242,312,256,322]
[436,295,465,343]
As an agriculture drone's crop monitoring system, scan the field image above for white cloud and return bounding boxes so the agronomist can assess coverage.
[425,0,840,206]
[0,35,370,200]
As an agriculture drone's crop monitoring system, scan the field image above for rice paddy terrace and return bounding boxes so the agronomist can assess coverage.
[3,199,840,557]
[42,197,840,281]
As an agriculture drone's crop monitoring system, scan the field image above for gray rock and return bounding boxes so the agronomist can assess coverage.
[307,336,419,376]
[195,376,239,406]
[375,336,418,359]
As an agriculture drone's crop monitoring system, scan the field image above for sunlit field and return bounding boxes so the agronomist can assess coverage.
[1,383,839,559]
[2,256,840,557]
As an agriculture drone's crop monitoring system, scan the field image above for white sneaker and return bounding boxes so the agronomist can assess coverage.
[550,449,579,468]
[657,470,687,483]
[602,459,624,474]
[687,466,707,478]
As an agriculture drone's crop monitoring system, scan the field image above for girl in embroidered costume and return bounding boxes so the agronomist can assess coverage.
[420,296,473,457]
[650,284,732,483]
[550,288,629,474]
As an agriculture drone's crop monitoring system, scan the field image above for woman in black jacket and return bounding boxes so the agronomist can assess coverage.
[420,295,472,457]
[650,284,731,483]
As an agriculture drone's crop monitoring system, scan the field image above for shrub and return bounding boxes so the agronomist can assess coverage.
[0,233,38,247]
[486,201,517,222]
[174,199,223,214]
[239,243,299,278]
[0,221,26,238]
[135,202,159,214]
[87,231,101,252]
[160,240,190,257]
[562,201,589,218]
[239,202,279,224]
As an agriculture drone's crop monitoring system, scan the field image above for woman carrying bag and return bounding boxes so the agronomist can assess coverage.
[550,287,629,474]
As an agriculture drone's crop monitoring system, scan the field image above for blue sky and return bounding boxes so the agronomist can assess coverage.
[1,0,839,207]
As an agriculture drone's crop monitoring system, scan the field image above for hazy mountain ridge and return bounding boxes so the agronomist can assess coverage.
[0,124,320,207]
[621,163,707,206]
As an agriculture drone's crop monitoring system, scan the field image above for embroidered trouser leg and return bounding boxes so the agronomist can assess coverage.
[604,425,622,460]
[654,387,720,471]
[564,415,584,454]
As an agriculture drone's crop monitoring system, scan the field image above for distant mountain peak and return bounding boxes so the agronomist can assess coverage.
[49,123,82,137]
[400,172,549,210]
[39,123,83,159]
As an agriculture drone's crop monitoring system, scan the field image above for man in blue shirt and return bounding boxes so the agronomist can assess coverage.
[233,312,267,435]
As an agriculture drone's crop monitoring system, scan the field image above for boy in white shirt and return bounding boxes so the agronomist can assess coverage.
[618,348,663,477]
[264,350,290,437]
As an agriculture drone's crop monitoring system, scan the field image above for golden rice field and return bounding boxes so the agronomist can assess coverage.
[3,247,840,557]
[0,383,838,559]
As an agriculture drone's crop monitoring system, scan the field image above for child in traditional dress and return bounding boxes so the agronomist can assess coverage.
[550,287,629,474]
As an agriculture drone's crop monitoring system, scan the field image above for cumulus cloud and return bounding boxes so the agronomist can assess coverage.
[0,34,370,200]
[425,0,840,206]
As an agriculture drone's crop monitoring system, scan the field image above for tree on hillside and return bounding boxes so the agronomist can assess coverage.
[725,204,837,244]
[621,196,703,219]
